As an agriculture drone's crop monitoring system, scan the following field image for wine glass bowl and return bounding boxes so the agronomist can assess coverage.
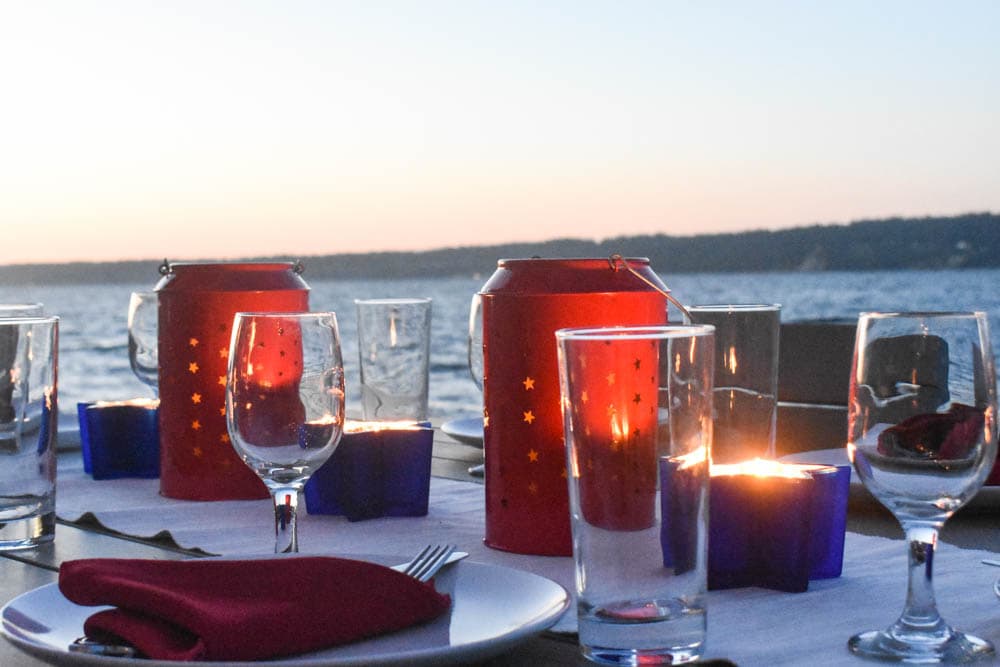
[127,292,159,397]
[847,311,997,663]
[226,312,345,553]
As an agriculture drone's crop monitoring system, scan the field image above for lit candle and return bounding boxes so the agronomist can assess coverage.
[303,420,434,521]
[77,399,160,480]
[706,459,849,592]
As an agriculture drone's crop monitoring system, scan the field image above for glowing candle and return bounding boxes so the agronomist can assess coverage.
[304,420,433,521]
[78,399,160,480]
[706,459,849,592]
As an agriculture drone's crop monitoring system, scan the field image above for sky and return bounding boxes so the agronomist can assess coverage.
[1,1,998,265]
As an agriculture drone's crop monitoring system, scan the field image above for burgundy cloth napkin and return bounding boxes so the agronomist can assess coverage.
[59,556,452,662]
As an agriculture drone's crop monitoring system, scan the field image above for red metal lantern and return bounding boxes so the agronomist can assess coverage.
[155,262,309,500]
[479,257,669,555]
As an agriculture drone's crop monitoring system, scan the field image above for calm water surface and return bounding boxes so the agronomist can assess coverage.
[2,268,998,419]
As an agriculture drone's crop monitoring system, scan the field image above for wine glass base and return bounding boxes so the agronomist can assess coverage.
[849,627,994,663]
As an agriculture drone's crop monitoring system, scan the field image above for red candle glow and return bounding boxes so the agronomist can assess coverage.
[563,336,659,531]
[156,262,309,500]
[479,257,669,556]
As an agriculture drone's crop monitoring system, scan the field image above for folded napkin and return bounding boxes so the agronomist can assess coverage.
[59,556,452,662]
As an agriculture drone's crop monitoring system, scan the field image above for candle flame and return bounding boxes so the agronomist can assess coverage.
[672,445,709,470]
[93,398,160,409]
[711,458,817,479]
[609,413,629,444]
[389,313,398,347]
[307,414,342,426]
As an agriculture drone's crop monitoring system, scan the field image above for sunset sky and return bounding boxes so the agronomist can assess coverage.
[1,1,997,266]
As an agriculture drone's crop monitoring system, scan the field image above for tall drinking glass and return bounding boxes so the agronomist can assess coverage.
[227,312,346,553]
[355,298,432,421]
[847,311,997,662]
[0,316,58,549]
[127,292,159,397]
[687,304,780,463]
[557,324,714,665]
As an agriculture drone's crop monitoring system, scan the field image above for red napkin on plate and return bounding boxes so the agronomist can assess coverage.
[58,556,452,662]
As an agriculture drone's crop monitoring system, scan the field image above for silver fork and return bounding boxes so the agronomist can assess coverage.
[401,544,457,582]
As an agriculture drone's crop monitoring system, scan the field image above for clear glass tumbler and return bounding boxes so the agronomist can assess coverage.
[556,324,715,665]
[0,315,59,549]
[355,298,432,421]
[687,304,780,463]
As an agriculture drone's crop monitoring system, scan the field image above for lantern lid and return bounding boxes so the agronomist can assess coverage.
[479,257,669,295]
[155,261,309,292]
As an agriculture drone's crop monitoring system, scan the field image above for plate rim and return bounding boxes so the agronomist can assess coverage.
[439,417,484,448]
[1,558,570,667]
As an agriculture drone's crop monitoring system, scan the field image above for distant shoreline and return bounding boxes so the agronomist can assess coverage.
[1,212,996,286]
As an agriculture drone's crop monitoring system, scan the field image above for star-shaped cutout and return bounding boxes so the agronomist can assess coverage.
[522,377,535,390]
[189,337,199,348]
[191,392,202,404]
[191,420,202,431]
[581,390,589,403]
[192,446,203,458]
[219,406,226,416]
[527,481,539,495]
[219,433,230,444]
[219,347,229,359]
[218,375,227,386]
[188,362,199,374]
[633,358,641,370]
[528,449,539,462]
[606,372,615,385]
[523,410,535,424]
[633,393,642,404]
[483,410,490,427]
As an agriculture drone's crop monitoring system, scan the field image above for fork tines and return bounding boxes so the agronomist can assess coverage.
[404,544,457,582]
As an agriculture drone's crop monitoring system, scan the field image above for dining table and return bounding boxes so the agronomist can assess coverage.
[3,422,1000,667]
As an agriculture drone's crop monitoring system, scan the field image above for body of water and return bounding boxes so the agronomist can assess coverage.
[3,267,999,420]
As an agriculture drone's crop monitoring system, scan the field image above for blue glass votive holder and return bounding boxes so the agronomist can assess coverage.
[77,400,160,479]
[304,421,433,521]
[707,460,848,593]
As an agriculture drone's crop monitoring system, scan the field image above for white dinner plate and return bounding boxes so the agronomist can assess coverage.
[440,417,484,448]
[780,447,1000,511]
[1,558,569,667]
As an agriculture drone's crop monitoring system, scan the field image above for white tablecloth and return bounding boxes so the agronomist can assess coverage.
[56,456,1000,666]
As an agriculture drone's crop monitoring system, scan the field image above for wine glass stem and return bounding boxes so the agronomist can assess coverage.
[900,524,944,631]
[271,486,301,554]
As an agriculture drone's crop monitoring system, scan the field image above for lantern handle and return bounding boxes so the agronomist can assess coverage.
[292,260,305,275]
[158,259,172,276]
[607,254,692,324]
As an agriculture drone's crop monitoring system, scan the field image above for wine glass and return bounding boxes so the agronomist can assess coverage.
[847,311,997,663]
[226,312,346,553]
[127,292,159,397]
[467,293,484,393]
[466,294,485,476]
